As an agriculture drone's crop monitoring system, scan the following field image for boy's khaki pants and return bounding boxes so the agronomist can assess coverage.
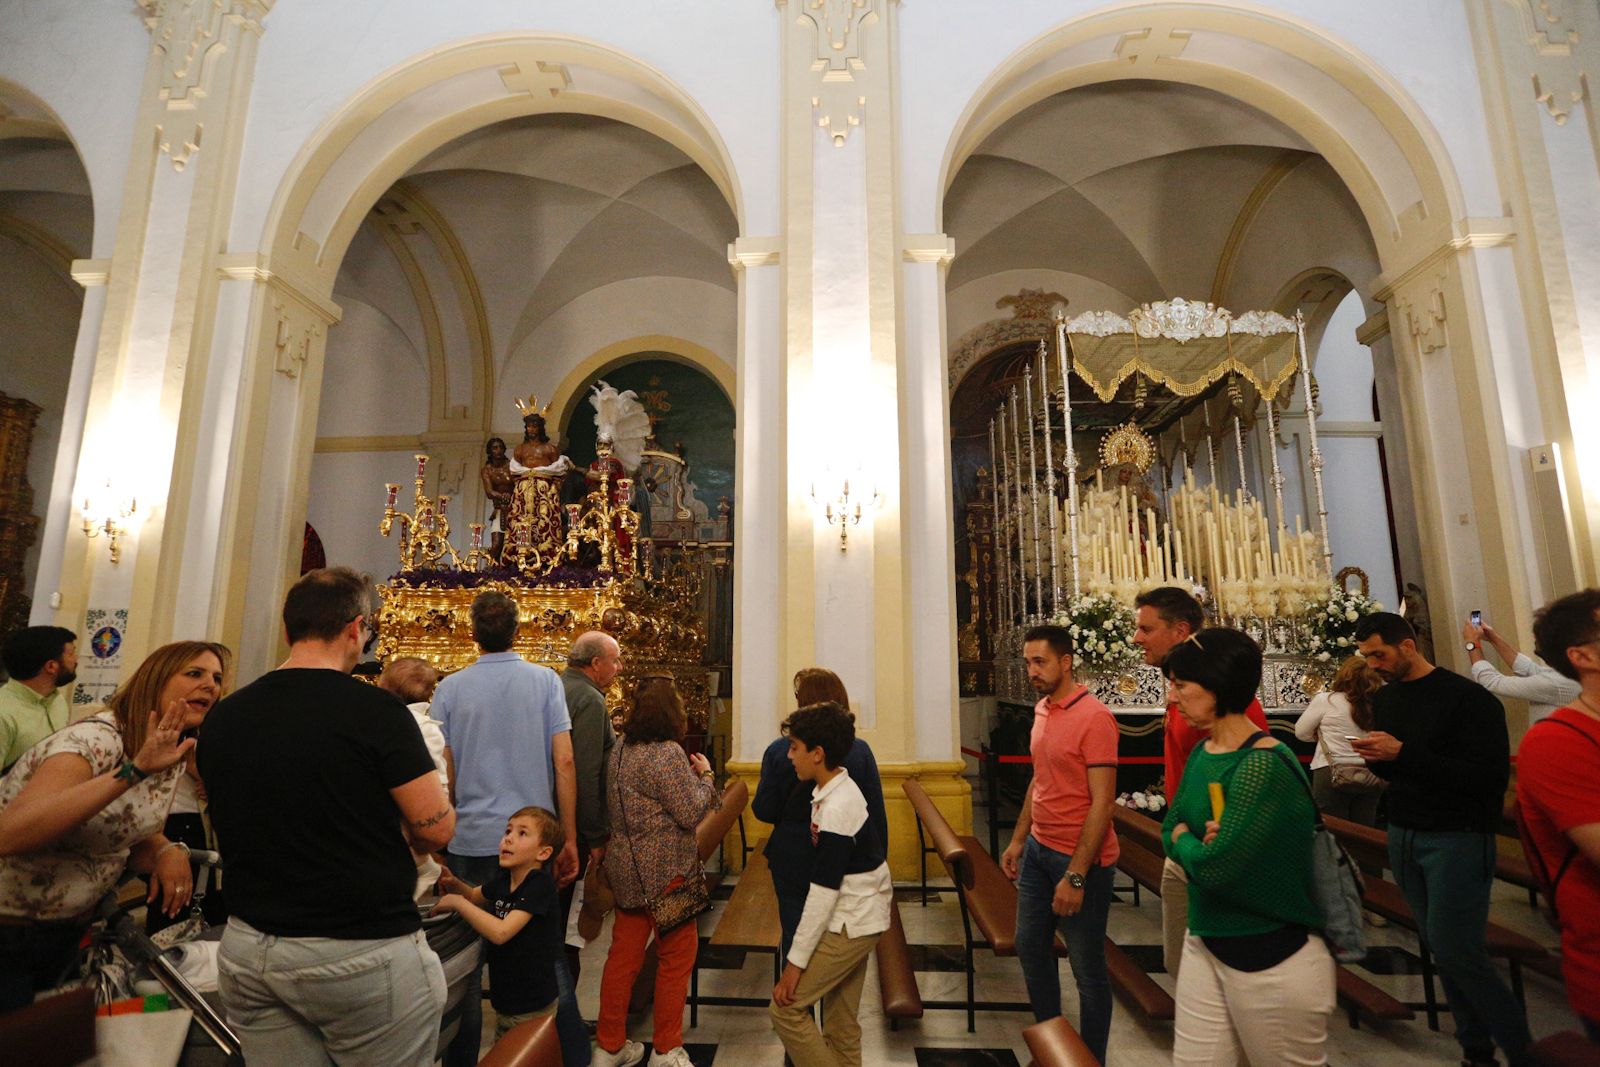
[770,928,882,1067]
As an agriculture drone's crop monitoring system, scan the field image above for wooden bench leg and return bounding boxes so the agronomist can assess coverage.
[1419,940,1441,1032]
[690,951,700,1028]
[917,819,929,906]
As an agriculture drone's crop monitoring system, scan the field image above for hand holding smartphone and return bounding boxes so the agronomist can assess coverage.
[1470,609,1482,628]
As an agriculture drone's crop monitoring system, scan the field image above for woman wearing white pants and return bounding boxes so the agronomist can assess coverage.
[1160,629,1336,1065]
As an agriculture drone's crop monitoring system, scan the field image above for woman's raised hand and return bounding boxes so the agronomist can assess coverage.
[133,699,197,775]
[688,751,711,776]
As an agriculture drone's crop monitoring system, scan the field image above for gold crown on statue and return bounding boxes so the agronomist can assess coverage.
[1099,421,1155,474]
[514,393,551,419]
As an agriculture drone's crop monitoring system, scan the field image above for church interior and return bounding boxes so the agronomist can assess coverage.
[2,1,1598,1064]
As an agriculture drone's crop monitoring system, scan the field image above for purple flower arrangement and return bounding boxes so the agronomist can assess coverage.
[388,564,614,590]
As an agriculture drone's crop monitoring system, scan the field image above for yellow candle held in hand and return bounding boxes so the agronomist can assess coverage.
[1208,782,1225,823]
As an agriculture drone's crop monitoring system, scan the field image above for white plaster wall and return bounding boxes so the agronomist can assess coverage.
[896,0,1504,234]
[228,2,781,256]
[498,276,736,413]
[306,450,431,583]
[0,237,80,592]
[315,299,430,438]
[0,2,147,255]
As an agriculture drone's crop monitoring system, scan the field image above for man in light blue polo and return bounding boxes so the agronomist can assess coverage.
[433,589,580,1067]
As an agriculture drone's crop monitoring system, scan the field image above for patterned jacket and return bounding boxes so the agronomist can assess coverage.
[602,739,719,909]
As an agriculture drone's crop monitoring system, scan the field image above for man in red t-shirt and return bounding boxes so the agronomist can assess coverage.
[1000,624,1119,1064]
[1523,590,1600,1041]
[1132,586,1270,979]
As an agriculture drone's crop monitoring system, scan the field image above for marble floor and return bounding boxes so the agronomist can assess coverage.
[471,819,1579,1066]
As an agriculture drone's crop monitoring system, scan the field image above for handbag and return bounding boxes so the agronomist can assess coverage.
[1242,732,1369,964]
[615,744,711,934]
[1317,733,1386,795]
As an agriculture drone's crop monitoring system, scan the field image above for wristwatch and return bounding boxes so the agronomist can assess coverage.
[1464,641,1478,652]
[1066,871,1086,889]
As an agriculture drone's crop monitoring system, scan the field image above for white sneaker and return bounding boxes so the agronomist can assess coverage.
[593,1039,646,1067]
[647,1047,695,1067]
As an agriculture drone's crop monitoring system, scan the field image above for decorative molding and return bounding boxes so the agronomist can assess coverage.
[1063,310,1131,338]
[217,252,342,323]
[499,61,571,98]
[314,434,427,454]
[1500,1,1589,123]
[270,296,323,379]
[1129,297,1230,342]
[70,259,113,287]
[1355,308,1391,347]
[1372,218,1515,300]
[1114,24,1192,66]
[995,287,1064,318]
[728,236,781,271]
[796,0,879,146]
[902,234,956,265]
[140,0,271,170]
[1395,278,1449,354]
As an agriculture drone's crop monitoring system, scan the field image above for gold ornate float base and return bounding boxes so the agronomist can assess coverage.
[375,581,709,729]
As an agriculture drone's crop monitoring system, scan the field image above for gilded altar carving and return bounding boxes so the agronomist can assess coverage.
[0,393,41,638]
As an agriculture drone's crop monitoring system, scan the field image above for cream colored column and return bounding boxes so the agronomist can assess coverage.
[739,0,967,878]
[1467,2,1600,585]
[50,1,274,675]
[1376,240,1537,682]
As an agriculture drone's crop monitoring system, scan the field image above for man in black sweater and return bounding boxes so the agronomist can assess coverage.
[1353,612,1530,1067]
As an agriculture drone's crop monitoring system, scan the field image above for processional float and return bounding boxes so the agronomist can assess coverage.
[370,383,719,727]
[986,298,1349,705]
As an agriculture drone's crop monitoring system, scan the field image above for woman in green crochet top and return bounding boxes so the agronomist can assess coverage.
[1159,628,1336,1065]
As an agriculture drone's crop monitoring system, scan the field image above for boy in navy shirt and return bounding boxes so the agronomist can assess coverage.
[436,807,566,1041]
[769,702,893,1067]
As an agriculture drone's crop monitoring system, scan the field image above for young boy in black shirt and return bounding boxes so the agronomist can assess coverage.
[436,807,566,1041]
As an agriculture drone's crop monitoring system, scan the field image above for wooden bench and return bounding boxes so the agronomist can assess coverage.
[1113,806,1413,1029]
[903,780,1174,1029]
[1324,814,1553,1031]
[688,782,762,1024]
[876,900,925,1026]
[478,1013,561,1067]
[1023,1015,1102,1067]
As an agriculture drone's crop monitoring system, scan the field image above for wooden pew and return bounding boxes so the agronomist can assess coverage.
[1323,813,1553,1031]
[477,1014,561,1067]
[1023,1015,1102,1067]
[876,901,925,1026]
[903,780,1174,1031]
[1112,806,1414,1029]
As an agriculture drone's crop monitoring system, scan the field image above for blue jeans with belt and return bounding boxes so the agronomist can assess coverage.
[1014,835,1115,1065]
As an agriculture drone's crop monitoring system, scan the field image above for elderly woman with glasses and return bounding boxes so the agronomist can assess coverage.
[594,675,720,1067]
[1160,628,1334,1066]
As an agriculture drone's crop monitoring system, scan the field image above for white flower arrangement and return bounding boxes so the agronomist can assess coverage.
[1050,592,1143,677]
[1296,586,1384,662]
[1115,789,1167,813]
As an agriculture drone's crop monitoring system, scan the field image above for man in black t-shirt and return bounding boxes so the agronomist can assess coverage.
[199,567,456,1067]
[1353,612,1530,1067]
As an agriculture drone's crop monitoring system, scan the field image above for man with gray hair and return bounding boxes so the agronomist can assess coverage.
[561,630,621,975]
[379,657,449,901]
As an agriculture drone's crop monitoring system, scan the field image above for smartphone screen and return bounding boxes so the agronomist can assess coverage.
[1470,610,1482,627]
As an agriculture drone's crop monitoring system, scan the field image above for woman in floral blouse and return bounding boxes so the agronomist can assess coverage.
[0,640,229,1011]
[595,675,720,1067]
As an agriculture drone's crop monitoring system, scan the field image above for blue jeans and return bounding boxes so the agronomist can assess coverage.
[1388,830,1531,1063]
[442,853,590,1067]
[1014,835,1115,1065]
[218,917,445,1067]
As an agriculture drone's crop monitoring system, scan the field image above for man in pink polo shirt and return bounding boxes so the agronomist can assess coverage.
[1001,624,1118,1065]
[1132,585,1270,981]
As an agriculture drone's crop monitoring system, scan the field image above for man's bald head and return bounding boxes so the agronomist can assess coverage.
[379,656,438,705]
[568,631,622,687]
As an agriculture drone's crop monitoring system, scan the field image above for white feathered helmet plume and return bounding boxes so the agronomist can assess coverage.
[588,381,652,473]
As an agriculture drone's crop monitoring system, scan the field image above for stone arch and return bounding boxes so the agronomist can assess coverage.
[220,35,745,677]
[936,4,1466,270]
[260,34,743,298]
[548,335,735,438]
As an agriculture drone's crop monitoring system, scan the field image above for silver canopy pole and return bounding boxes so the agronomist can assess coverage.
[1009,388,1028,618]
[991,413,1012,628]
[1036,341,1062,615]
[1295,312,1333,578]
[1055,312,1081,599]
[1022,370,1045,619]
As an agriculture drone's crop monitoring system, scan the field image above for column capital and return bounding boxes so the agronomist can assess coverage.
[902,233,955,265]
[727,236,781,272]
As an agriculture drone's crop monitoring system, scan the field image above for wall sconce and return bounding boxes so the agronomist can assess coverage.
[81,481,137,564]
[811,469,879,550]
